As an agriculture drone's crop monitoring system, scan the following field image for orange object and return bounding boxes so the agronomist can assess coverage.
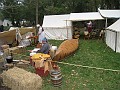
[31,53,50,60]
[36,43,42,48]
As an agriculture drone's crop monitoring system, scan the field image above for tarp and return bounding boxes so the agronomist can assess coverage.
[106,19,120,52]
[42,14,72,40]
[0,27,36,45]
[68,12,104,21]
[98,8,120,18]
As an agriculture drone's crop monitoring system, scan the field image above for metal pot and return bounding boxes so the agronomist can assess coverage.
[6,56,13,63]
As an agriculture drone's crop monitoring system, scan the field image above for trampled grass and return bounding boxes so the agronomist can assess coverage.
[41,39,120,90]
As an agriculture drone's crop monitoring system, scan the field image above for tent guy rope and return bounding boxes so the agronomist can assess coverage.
[51,61,120,72]
[12,52,120,72]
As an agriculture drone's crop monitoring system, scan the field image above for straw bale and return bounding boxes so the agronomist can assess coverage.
[8,46,26,54]
[3,48,9,56]
[1,45,9,49]
[1,67,42,90]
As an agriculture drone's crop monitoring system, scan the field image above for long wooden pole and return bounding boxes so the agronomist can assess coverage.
[35,0,39,35]
[36,0,38,25]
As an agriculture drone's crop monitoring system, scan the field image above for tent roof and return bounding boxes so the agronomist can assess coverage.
[98,8,120,18]
[68,12,104,21]
[107,19,120,32]
[42,14,71,28]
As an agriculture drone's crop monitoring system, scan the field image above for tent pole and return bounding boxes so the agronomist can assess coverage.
[66,20,68,39]
[115,32,117,52]
[105,18,107,28]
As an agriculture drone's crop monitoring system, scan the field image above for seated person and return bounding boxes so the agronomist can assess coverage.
[36,37,50,54]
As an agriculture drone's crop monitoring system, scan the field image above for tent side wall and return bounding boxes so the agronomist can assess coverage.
[44,26,72,40]
[116,32,120,52]
[105,30,120,52]
[106,30,116,51]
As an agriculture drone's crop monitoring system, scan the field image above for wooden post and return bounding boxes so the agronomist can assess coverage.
[36,0,38,26]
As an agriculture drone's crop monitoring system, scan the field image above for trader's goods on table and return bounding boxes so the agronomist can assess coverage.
[31,53,53,72]
[1,67,42,90]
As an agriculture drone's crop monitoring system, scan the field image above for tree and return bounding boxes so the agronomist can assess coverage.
[0,0,119,26]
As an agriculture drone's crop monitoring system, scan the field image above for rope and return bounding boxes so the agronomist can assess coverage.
[12,52,120,72]
[52,61,120,72]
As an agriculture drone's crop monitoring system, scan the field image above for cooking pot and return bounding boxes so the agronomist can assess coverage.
[6,56,13,63]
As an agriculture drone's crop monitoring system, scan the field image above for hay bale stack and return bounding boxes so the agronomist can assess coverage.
[53,39,79,61]
[1,45,9,56]
[8,46,26,54]
[1,67,42,90]
[1,45,9,49]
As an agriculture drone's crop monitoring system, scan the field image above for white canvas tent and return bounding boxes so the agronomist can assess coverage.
[42,14,72,40]
[3,19,12,26]
[106,19,120,52]
[68,12,104,21]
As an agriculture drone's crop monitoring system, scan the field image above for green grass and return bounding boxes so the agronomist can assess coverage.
[27,39,120,90]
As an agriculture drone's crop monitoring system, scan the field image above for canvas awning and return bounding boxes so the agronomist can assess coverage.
[67,12,104,21]
[98,8,120,18]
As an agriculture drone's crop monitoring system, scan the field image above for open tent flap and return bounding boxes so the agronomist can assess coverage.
[16,27,36,47]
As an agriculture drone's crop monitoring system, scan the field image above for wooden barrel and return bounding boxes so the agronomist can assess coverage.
[50,70,62,87]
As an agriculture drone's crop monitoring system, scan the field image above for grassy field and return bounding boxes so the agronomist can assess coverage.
[27,39,120,90]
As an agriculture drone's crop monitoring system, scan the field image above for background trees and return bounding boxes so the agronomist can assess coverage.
[0,0,120,26]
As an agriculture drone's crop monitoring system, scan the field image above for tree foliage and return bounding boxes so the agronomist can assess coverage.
[0,0,120,25]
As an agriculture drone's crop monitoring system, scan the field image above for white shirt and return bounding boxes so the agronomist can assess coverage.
[38,26,45,43]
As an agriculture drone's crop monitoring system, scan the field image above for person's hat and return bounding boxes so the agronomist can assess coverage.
[36,24,40,27]
[42,37,47,42]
